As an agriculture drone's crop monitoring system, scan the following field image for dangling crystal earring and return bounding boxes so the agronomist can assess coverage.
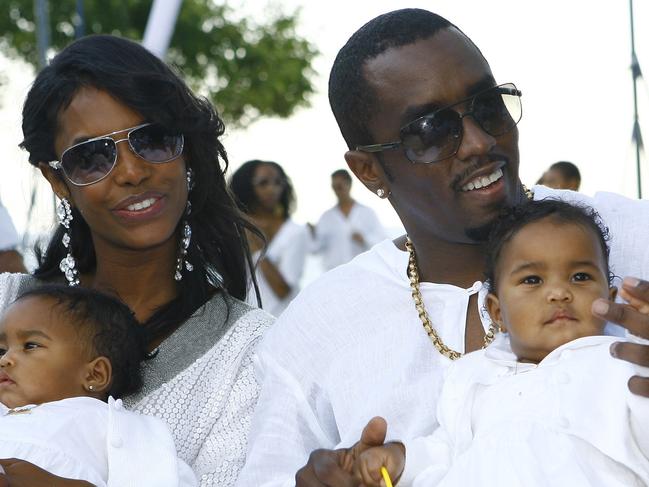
[175,169,194,281]
[56,198,80,287]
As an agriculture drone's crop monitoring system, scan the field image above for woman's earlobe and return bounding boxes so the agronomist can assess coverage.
[38,162,71,201]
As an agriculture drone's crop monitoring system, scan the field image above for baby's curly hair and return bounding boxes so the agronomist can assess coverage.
[16,284,145,398]
[484,199,612,294]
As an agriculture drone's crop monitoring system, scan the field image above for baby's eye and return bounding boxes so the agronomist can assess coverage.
[572,272,592,282]
[0,347,6,356]
[24,342,40,351]
[521,275,541,285]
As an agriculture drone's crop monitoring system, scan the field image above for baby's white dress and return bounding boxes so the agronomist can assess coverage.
[400,334,649,487]
[0,396,196,486]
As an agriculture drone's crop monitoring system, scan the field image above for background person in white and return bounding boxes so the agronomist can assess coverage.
[230,160,309,317]
[236,9,649,487]
[310,169,386,271]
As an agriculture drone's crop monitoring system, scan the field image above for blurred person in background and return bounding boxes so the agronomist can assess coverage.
[0,200,26,273]
[537,161,581,191]
[310,169,386,271]
[230,160,309,317]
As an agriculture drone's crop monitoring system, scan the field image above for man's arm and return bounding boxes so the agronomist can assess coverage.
[236,350,340,487]
[0,250,26,274]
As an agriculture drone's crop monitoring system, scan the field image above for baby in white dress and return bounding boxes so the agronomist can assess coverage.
[353,199,649,487]
[0,284,196,486]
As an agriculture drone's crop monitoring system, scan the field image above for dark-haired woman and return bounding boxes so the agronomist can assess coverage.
[230,160,309,317]
[0,35,272,486]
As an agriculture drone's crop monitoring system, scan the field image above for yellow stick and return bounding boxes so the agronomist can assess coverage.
[380,466,394,487]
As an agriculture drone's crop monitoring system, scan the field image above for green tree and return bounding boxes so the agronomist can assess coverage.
[0,0,318,126]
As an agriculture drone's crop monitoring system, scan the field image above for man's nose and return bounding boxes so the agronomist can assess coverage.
[454,115,496,162]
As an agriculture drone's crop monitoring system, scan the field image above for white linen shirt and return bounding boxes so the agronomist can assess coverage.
[247,219,309,317]
[312,202,387,271]
[0,396,196,486]
[237,188,649,487]
[401,334,649,487]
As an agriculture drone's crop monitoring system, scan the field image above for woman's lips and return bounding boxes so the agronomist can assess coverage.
[112,194,167,222]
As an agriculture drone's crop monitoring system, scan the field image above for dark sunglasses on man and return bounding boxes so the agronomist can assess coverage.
[49,122,184,186]
[356,83,522,164]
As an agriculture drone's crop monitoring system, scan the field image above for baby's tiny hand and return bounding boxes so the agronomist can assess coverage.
[352,442,405,487]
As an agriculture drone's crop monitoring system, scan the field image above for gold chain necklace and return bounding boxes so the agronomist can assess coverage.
[405,185,534,360]
[405,237,497,360]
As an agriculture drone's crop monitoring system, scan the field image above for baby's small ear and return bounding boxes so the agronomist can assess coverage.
[609,286,618,302]
[84,356,112,395]
[486,293,506,333]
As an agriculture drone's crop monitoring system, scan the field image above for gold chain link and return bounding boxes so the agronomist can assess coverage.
[405,237,497,361]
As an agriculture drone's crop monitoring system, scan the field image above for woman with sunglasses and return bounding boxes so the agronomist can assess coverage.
[229,160,309,317]
[0,35,272,486]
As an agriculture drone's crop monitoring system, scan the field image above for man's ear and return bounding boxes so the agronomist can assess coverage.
[38,162,71,201]
[83,356,112,395]
[486,292,506,332]
[344,150,389,196]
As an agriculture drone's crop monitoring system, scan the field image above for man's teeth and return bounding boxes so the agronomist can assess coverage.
[126,198,157,211]
[461,168,504,192]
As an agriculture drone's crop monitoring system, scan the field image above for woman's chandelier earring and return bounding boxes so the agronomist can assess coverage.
[56,198,80,287]
[175,169,194,281]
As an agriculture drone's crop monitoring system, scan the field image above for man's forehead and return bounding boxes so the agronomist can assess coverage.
[363,28,493,123]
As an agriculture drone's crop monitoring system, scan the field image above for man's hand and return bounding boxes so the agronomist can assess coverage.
[592,276,649,397]
[295,417,387,486]
[352,440,405,487]
[0,459,94,486]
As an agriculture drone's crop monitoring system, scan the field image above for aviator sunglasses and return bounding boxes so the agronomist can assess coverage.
[49,122,184,186]
[356,83,522,164]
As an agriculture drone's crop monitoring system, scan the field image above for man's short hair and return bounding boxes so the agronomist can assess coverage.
[550,161,581,185]
[331,169,352,183]
[328,9,453,150]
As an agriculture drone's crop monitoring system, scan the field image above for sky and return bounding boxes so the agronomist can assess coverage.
[0,0,647,243]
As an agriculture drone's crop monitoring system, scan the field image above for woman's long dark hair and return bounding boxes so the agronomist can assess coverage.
[229,159,295,219]
[20,35,261,342]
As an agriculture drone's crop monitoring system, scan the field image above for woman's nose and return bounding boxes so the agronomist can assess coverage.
[110,139,151,186]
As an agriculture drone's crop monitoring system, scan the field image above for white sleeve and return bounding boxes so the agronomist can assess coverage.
[396,357,478,486]
[235,349,335,487]
[310,215,327,254]
[0,204,19,251]
[194,335,262,486]
[398,429,452,487]
[357,207,387,248]
[267,225,309,288]
[106,398,198,487]
[629,393,649,463]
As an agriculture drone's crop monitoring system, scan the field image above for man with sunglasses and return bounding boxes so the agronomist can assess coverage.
[238,8,649,487]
